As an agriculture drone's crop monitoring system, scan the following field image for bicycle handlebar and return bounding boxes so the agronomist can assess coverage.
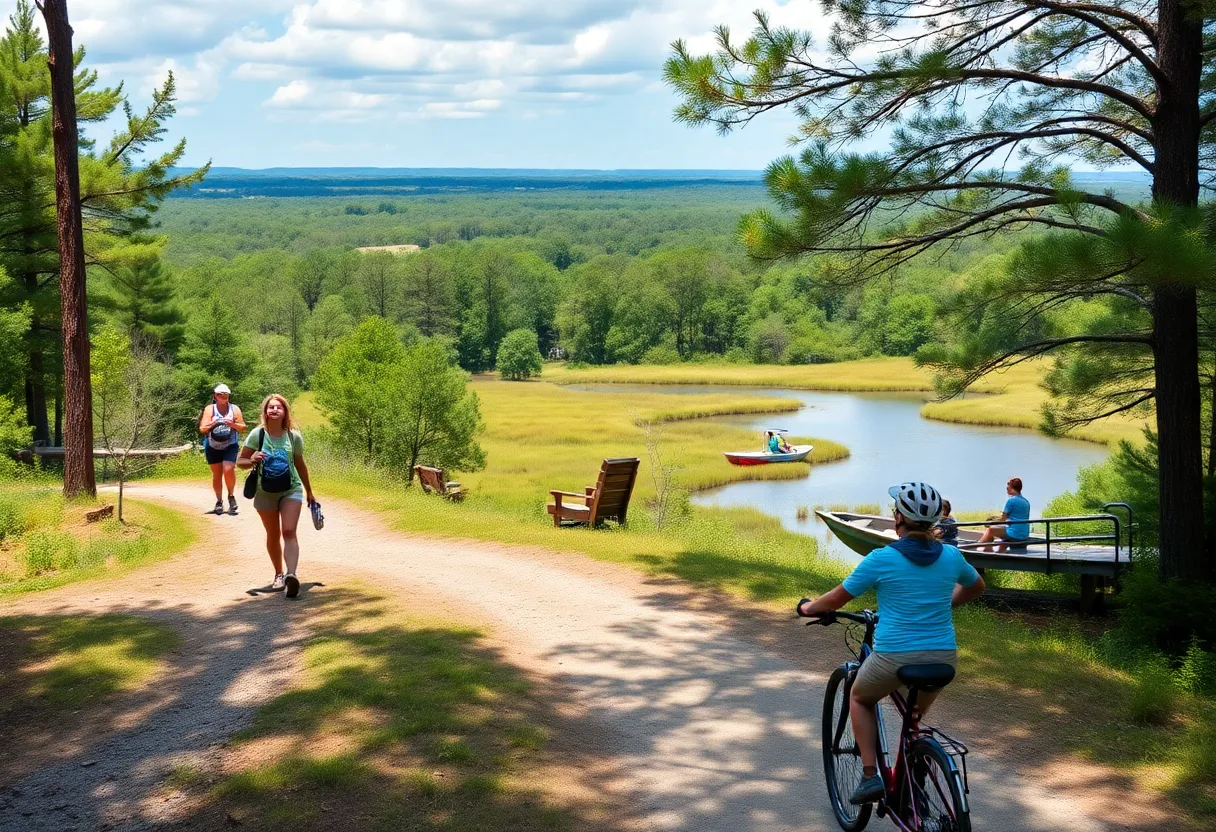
[796,600,875,627]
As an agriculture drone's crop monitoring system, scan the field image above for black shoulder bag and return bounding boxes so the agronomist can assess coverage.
[242,428,263,499]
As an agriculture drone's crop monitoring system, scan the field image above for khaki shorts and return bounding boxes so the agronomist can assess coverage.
[253,486,304,514]
[852,649,958,705]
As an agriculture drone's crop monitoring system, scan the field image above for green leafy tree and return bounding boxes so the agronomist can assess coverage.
[497,328,543,380]
[302,295,355,380]
[91,326,181,520]
[313,317,407,460]
[403,251,454,337]
[390,340,486,482]
[667,2,1214,580]
[556,256,624,364]
[356,251,402,320]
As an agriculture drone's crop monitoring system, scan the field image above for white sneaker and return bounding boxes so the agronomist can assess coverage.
[271,573,285,591]
[284,573,300,598]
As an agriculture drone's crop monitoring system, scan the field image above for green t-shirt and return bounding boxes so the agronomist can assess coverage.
[244,427,304,492]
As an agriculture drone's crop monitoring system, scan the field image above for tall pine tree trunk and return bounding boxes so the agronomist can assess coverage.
[39,0,94,498]
[1152,0,1207,580]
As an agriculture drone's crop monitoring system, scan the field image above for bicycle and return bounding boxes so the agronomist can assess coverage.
[807,609,971,832]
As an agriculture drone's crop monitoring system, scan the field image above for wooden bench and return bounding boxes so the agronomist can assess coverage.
[547,457,640,528]
[414,465,466,501]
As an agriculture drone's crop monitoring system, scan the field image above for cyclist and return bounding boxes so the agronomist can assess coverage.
[798,481,985,805]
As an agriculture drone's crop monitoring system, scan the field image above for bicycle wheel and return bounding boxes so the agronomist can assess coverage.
[906,737,970,832]
[822,665,872,831]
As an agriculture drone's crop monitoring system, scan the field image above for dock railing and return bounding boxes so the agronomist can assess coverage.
[950,502,1134,574]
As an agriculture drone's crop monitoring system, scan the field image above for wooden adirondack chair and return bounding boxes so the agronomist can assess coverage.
[547,457,640,528]
[414,465,467,502]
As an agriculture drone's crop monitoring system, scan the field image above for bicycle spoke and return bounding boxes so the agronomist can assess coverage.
[911,751,958,832]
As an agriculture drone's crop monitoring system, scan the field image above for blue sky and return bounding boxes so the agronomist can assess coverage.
[66,0,830,170]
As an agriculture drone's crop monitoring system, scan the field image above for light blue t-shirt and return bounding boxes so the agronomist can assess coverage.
[842,541,981,653]
[1003,494,1031,540]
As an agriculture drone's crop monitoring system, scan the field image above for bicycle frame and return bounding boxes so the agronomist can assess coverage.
[833,641,970,831]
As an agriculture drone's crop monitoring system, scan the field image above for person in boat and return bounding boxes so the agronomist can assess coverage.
[976,477,1031,553]
[766,431,793,454]
[797,481,986,806]
[934,499,958,543]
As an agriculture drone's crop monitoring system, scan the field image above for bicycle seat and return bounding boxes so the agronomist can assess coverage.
[897,663,956,691]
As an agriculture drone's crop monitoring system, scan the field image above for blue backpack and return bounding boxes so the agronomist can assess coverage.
[256,428,293,493]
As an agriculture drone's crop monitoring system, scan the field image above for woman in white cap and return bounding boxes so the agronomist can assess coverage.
[199,383,247,514]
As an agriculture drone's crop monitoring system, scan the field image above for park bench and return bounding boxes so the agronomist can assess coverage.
[414,465,467,502]
[547,457,639,528]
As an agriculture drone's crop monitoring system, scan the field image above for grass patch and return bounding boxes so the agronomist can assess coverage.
[0,614,178,714]
[954,607,1216,826]
[201,586,607,831]
[0,483,198,596]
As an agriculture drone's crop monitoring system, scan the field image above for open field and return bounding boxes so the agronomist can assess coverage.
[546,359,1150,446]
[288,380,853,602]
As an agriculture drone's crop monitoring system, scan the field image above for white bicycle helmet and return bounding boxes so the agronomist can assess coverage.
[888,481,944,524]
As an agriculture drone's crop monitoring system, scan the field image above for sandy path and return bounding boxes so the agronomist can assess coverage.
[1,484,1117,831]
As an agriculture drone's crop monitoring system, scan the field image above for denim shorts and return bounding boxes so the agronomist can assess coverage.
[204,442,239,465]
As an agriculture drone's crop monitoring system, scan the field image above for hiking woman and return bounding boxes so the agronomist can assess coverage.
[237,394,316,598]
[199,383,246,515]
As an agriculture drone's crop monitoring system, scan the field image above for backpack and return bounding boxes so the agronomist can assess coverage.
[207,403,235,449]
[256,428,293,493]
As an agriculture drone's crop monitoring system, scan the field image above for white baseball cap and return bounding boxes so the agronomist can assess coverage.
[213,383,231,394]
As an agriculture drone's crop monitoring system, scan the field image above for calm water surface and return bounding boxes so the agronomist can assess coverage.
[569,384,1109,564]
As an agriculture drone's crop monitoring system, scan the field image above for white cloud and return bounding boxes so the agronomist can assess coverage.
[70,1,834,125]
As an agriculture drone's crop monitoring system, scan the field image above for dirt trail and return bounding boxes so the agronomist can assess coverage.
[0,484,1125,831]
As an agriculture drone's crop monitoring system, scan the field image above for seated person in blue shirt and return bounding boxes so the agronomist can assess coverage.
[797,481,985,805]
[976,477,1031,553]
[765,430,792,454]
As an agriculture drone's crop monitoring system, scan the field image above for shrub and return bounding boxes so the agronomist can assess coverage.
[1127,664,1177,726]
[24,530,73,576]
[496,329,543,380]
[640,344,681,365]
[0,499,20,540]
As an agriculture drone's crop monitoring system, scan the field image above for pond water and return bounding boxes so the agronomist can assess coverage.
[568,384,1110,565]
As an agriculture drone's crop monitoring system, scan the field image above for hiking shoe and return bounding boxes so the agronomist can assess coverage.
[213,500,224,515]
[271,573,286,591]
[284,573,300,598]
[849,774,885,805]
[228,496,238,515]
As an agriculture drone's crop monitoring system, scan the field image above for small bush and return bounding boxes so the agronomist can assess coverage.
[640,344,681,365]
[0,500,21,540]
[1128,664,1177,726]
[1177,637,1216,695]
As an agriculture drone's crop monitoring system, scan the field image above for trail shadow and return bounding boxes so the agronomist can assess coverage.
[246,581,325,597]
[0,586,639,832]
[609,573,1184,830]
[0,584,311,831]
[529,577,1162,832]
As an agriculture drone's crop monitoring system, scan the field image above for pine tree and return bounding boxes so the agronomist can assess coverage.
[95,252,186,353]
[0,0,207,445]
